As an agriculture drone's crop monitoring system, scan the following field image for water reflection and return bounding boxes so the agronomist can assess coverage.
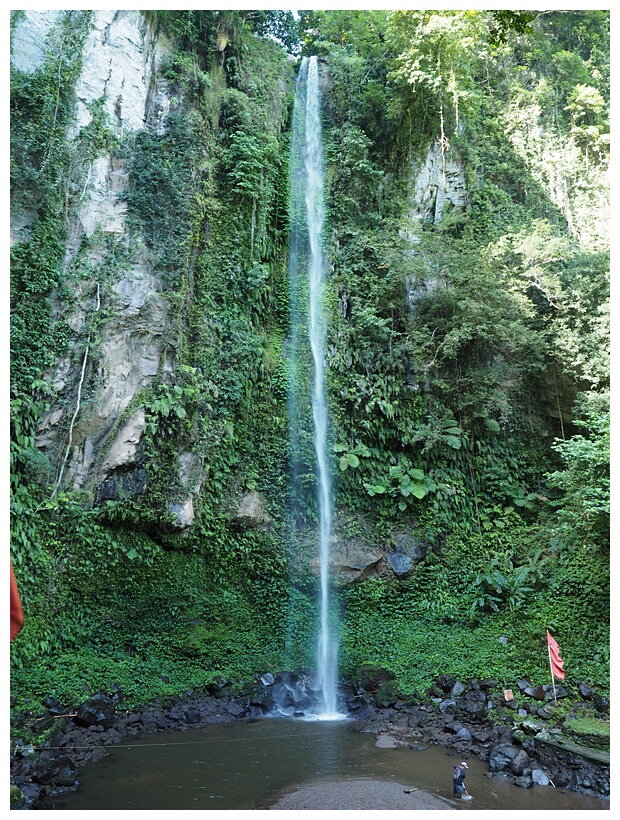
[53,717,608,811]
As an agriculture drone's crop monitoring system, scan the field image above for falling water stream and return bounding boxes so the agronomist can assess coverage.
[288,56,339,717]
[304,56,339,718]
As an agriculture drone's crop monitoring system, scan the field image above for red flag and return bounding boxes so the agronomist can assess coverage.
[10,562,24,641]
[547,630,565,680]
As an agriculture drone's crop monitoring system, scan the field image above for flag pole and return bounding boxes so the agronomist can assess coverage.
[547,640,558,704]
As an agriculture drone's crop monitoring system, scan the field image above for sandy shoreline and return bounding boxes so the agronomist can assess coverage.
[267,778,455,810]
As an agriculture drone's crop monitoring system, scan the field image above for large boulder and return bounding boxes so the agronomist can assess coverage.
[267,669,322,715]
[593,693,610,713]
[510,748,532,776]
[489,741,519,773]
[459,689,489,721]
[31,755,78,787]
[532,769,551,786]
[74,694,115,730]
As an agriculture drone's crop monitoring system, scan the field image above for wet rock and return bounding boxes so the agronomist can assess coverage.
[578,682,593,699]
[544,683,569,700]
[437,674,456,693]
[489,742,519,773]
[532,769,550,786]
[387,551,414,577]
[226,701,246,718]
[595,774,610,795]
[376,733,404,748]
[95,468,148,504]
[593,693,609,713]
[32,754,78,786]
[472,730,491,743]
[536,704,556,720]
[510,748,531,775]
[460,689,488,720]
[75,694,115,730]
[32,710,56,734]
[427,684,443,698]
[353,701,375,720]
[451,680,465,697]
[10,785,26,808]
[206,676,230,695]
[184,707,201,724]
[10,781,46,809]
[524,685,546,700]
[514,774,533,788]
[554,768,573,788]
[42,695,67,716]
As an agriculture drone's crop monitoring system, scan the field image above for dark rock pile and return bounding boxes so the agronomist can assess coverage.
[9,669,610,809]
[348,669,610,801]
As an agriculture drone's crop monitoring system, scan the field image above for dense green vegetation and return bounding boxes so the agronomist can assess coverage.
[10,9,609,722]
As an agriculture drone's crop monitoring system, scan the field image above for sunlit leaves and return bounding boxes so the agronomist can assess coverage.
[546,390,609,549]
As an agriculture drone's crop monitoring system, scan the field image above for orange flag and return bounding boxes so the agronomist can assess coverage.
[547,630,565,680]
[10,562,24,641]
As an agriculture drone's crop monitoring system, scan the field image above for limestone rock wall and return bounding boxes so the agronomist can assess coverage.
[12,10,176,501]
[405,139,467,240]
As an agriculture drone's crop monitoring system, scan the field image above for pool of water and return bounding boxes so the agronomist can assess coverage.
[52,716,608,811]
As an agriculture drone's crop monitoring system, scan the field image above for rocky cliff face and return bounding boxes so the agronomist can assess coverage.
[10,10,471,541]
[12,11,180,508]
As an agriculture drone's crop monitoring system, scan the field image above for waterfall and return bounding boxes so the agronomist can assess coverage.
[287,56,340,718]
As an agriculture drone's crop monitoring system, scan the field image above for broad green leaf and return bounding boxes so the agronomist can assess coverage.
[410,482,429,499]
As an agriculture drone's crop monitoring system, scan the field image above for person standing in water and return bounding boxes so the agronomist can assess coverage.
[453,761,472,799]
